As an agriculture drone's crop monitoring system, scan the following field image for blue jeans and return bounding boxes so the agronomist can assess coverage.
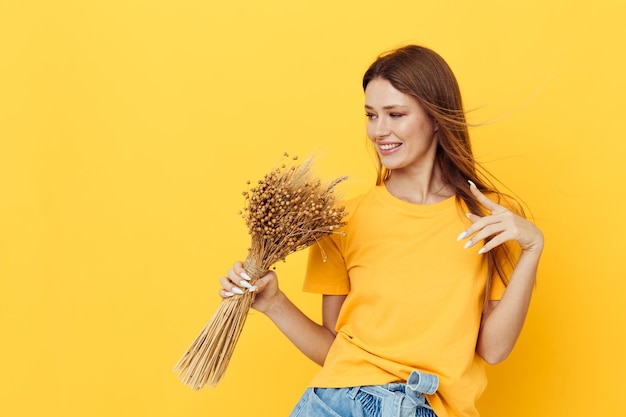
[289,370,439,417]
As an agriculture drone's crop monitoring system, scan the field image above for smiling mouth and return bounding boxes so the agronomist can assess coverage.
[379,143,401,151]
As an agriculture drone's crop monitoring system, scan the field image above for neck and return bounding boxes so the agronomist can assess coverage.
[384,168,453,205]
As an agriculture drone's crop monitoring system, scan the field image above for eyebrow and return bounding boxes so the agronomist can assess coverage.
[364,104,410,110]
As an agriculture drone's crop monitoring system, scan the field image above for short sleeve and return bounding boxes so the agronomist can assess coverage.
[303,234,350,295]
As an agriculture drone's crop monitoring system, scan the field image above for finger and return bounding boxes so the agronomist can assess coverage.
[476,233,511,254]
[253,274,269,292]
[227,267,248,286]
[223,272,246,295]
[466,223,504,247]
[465,212,482,223]
[253,271,277,292]
[219,289,235,298]
[233,261,245,275]
[219,275,232,288]
[233,261,252,281]
[468,180,502,212]
[456,212,482,241]
[218,276,237,298]
[457,212,496,242]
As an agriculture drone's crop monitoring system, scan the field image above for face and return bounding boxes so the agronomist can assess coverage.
[364,78,438,175]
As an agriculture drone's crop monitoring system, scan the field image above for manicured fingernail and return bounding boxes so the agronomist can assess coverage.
[223,291,234,297]
[464,240,473,249]
[465,212,472,219]
[232,287,244,295]
[241,272,252,281]
[457,231,468,241]
[478,247,487,254]
[239,280,252,289]
[468,180,476,188]
[249,286,258,292]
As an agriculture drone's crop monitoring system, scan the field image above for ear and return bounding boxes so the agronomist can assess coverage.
[433,119,439,132]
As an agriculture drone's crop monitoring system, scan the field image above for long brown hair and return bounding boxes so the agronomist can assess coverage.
[362,44,521,293]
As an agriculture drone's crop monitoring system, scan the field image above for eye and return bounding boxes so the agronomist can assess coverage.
[365,113,377,120]
[389,113,405,118]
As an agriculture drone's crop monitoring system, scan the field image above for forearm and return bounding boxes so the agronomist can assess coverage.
[476,248,542,364]
[262,291,336,366]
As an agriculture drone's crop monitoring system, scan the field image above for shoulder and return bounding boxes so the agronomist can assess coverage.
[338,187,379,216]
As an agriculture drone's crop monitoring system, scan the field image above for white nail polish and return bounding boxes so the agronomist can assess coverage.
[232,287,244,295]
[465,212,472,219]
[478,247,487,254]
[224,291,234,297]
[249,286,258,292]
[463,240,473,249]
[468,180,476,188]
[241,272,252,281]
[457,231,467,241]
[240,280,252,289]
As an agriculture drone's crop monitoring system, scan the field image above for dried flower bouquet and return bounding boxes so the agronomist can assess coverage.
[173,154,347,390]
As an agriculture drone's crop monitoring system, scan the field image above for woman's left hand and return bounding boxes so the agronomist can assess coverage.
[458,181,544,255]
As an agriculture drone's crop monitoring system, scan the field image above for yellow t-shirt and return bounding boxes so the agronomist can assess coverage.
[304,184,509,417]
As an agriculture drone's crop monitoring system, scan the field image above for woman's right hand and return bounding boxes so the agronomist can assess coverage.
[218,261,280,314]
[220,261,338,366]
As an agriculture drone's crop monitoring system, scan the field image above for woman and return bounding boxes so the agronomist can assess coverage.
[220,45,543,417]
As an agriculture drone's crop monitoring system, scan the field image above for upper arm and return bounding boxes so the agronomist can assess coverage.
[322,294,346,335]
[481,300,499,327]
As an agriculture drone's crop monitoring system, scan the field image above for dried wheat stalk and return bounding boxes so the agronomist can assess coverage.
[173,154,348,390]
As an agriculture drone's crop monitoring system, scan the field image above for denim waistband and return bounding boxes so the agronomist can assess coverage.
[406,369,439,395]
[346,370,439,417]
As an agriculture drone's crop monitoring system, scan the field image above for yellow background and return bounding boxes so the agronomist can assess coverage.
[1,1,624,416]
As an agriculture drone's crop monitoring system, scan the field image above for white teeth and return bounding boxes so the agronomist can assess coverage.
[380,143,400,150]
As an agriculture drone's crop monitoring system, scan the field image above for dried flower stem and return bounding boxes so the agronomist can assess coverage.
[173,154,347,389]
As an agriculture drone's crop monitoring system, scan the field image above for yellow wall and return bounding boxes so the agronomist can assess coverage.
[1,1,624,416]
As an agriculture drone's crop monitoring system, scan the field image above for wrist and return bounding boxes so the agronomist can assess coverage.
[522,230,544,255]
[258,290,288,317]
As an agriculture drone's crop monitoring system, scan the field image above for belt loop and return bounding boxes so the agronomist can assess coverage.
[347,386,360,400]
[406,370,439,395]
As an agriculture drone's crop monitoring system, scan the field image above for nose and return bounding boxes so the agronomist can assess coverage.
[370,117,390,140]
